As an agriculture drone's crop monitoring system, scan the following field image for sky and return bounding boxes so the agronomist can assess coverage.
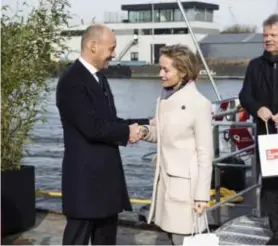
[2,0,278,31]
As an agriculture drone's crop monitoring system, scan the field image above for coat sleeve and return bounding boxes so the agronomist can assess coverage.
[239,61,264,118]
[117,118,150,125]
[141,118,157,143]
[57,82,130,146]
[194,100,214,201]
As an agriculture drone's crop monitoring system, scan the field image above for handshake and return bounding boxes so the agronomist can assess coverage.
[128,123,145,144]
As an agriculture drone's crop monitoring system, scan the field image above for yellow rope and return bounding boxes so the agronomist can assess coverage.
[36,187,243,206]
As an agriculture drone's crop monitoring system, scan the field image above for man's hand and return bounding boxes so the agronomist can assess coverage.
[272,113,278,128]
[257,107,273,122]
[129,123,140,143]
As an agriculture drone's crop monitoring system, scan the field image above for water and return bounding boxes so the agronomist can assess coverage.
[23,78,244,211]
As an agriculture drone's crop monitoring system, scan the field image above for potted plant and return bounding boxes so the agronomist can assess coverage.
[1,0,70,237]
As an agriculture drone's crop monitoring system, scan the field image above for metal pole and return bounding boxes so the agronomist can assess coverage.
[151,2,155,64]
[176,0,222,100]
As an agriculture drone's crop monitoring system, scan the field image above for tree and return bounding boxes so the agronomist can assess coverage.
[221,24,257,34]
[1,0,71,171]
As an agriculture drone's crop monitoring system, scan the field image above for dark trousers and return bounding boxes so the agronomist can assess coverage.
[263,189,278,245]
[62,214,118,245]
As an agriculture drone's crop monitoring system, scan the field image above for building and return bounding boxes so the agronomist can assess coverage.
[199,33,264,60]
[59,1,220,64]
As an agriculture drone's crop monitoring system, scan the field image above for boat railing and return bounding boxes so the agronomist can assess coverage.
[210,116,260,226]
[212,97,239,105]
[36,111,260,227]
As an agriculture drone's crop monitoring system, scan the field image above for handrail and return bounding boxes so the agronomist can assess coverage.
[213,145,255,164]
[212,108,238,119]
[212,96,238,105]
[207,183,260,212]
[213,121,256,127]
[176,0,221,100]
[214,163,251,169]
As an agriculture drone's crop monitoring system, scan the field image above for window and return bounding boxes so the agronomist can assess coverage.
[154,28,171,35]
[159,9,173,22]
[173,28,188,34]
[174,9,183,21]
[154,10,160,22]
[195,9,205,21]
[130,52,139,61]
[141,10,151,22]
[205,9,213,22]
[129,10,151,22]
[142,29,152,35]
[186,9,196,21]
[129,11,139,22]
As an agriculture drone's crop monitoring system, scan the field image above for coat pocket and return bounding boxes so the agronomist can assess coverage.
[166,175,192,203]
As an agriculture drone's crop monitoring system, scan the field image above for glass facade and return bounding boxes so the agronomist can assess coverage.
[128,7,214,23]
[129,10,152,22]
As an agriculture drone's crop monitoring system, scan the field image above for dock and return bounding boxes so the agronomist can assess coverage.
[2,211,171,245]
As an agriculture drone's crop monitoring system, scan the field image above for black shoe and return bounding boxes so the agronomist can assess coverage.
[266,235,278,245]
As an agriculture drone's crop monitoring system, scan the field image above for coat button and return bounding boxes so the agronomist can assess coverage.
[181,105,186,110]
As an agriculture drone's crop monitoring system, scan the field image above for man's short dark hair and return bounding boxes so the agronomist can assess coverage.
[263,14,278,27]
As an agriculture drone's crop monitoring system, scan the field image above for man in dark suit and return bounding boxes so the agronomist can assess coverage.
[56,24,150,245]
[239,14,278,245]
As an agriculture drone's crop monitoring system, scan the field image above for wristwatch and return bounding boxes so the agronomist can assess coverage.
[140,125,149,138]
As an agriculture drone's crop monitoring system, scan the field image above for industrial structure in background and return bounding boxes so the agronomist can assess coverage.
[59,1,220,64]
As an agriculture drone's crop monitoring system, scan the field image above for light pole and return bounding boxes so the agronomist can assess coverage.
[151,1,155,64]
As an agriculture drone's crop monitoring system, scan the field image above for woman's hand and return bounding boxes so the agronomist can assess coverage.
[193,201,207,214]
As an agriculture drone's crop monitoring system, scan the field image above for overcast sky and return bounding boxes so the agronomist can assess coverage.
[2,0,278,31]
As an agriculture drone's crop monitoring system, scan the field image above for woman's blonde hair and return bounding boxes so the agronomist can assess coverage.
[160,44,200,81]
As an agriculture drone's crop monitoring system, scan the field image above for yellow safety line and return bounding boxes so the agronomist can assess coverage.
[36,188,243,206]
[36,190,152,205]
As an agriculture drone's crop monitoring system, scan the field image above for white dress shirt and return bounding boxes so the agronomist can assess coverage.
[78,57,99,82]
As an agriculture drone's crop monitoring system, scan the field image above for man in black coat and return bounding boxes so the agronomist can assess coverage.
[56,24,150,245]
[239,14,278,245]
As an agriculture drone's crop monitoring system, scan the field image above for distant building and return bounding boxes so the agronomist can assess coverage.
[199,33,264,60]
[58,1,220,64]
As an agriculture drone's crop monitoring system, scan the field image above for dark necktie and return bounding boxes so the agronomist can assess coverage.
[95,71,111,106]
[96,71,106,94]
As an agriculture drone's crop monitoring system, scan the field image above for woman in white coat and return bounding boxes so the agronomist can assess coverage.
[140,44,214,245]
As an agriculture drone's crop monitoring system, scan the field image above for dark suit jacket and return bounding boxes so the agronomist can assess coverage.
[239,51,278,135]
[56,60,149,219]
[239,51,278,191]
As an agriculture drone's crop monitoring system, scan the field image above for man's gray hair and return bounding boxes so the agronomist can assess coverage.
[263,14,278,27]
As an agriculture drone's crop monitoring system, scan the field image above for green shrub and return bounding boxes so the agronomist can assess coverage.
[1,0,71,171]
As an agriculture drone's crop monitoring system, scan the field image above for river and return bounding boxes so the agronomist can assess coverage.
[23,78,244,212]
